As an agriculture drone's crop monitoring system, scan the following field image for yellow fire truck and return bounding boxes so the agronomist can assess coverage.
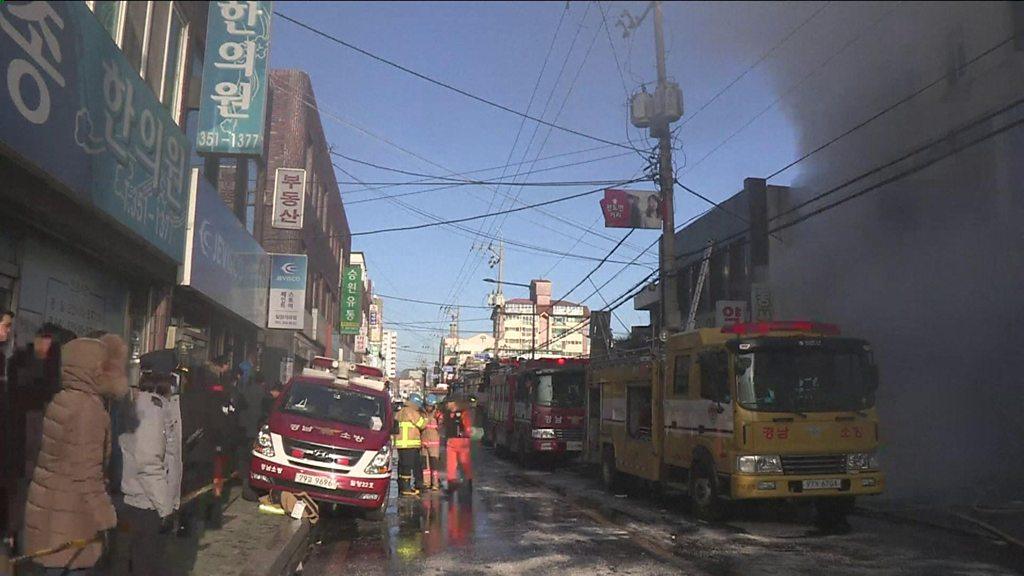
[588,321,883,523]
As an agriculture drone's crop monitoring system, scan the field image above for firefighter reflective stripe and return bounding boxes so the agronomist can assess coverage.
[395,418,425,449]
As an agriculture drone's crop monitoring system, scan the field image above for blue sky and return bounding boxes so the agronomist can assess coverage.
[268,1,828,368]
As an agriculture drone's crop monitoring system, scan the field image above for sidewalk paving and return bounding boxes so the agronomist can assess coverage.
[168,487,308,576]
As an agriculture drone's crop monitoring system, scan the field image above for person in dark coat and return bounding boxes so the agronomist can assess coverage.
[5,323,75,554]
[1,307,14,552]
[175,357,226,535]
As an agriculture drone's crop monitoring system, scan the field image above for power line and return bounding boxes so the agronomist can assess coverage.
[679,3,901,179]
[341,151,635,204]
[342,144,621,194]
[766,33,1017,181]
[349,178,645,237]
[332,162,657,267]
[272,75,649,256]
[332,149,633,187]
[340,178,637,188]
[679,1,831,130]
[447,3,594,315]
[376,293,492,310]
[559,229,635,302]
[275,10,644,153]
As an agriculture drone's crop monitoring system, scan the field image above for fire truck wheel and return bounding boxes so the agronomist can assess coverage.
[601,447,623,493]
[689,460,725,521]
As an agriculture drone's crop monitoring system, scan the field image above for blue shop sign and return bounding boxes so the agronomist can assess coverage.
[181,169,269,327]
[0,1,190,262]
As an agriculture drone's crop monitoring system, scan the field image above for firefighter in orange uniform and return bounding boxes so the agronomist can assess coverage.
[444,399,473,493]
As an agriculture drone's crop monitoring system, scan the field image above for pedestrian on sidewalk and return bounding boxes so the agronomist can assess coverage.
[111,369,182,576]
[394,393,427,496]
[420,394,442,491]
[23,334,129,576]
[5,323,75,554]
[444,399,474,493]
[1,307,15,554]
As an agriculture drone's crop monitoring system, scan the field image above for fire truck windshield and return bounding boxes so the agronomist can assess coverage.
[283,381,386,429]
[736,348,877,413]
[534,372,584,408]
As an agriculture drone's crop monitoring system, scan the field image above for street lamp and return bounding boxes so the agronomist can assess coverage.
[483,277,536,359]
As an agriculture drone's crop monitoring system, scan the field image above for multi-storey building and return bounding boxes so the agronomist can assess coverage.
[244,69,351,379]
[492,280,589,359]
[381,329,398,380]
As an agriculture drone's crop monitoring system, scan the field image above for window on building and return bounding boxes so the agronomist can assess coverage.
[245,160,258,234]
[90,1,124,42]
[121,1,150,74]
[161,5,186,116]
[144,2,170,95]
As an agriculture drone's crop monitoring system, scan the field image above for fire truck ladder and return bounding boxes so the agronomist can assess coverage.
[685,241,714,331]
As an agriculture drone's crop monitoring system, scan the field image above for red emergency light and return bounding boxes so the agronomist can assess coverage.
[353,364,385,378]
[721,321,840,336]
[310,356,339,370]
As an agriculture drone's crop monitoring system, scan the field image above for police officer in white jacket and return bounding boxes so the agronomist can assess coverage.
[112,370,182,576]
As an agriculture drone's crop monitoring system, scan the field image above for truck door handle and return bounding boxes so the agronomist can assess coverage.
[698,425,706,434]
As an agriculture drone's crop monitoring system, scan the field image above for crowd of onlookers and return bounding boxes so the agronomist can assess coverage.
[1,308,281,575]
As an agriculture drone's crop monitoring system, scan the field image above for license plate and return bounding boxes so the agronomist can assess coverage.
[802,478,842,490]
[295,472,338,490]
[566,441,583,451]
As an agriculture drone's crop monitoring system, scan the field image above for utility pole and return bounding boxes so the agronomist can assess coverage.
[486,239,505,359]
[653,0,680,335]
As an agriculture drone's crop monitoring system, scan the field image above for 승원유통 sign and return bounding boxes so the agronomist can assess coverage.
[339,265,363,335]
[195,1,273,156]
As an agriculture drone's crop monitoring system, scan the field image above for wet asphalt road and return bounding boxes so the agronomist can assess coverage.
[299,442,1023,575]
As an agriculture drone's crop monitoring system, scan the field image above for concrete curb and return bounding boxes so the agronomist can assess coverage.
[242,516,312,576]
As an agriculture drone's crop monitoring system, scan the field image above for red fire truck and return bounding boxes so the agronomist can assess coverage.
[485,358,588,466]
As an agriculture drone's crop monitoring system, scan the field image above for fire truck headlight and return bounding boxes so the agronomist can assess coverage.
[846,452,879,472]
[253,425,275,458]
[365,445,392,475]
[531,429,556,439]
[737,455,782,474]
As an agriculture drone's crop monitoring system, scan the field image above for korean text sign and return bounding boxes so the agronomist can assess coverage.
[339,265,363,335]
[272,167,306,229]
[196,1,272,156]
[0,2,189,262]
[268,254,307,329]
[600,189,663,230]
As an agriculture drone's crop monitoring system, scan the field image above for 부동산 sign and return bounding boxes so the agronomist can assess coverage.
[181,169,269,326]
[196,1,273,156]
[0,2,189,262]
[268,254,307,329]
[271,168,306,229]
[339,265,363,334]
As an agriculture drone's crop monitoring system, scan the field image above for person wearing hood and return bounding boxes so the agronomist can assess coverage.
[23,334,129,575]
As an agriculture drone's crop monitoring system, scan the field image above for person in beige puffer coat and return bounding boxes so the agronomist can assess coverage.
[23,334,128,574]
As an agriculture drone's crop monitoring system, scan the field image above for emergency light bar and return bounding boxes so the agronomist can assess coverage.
[721,321,840,336]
